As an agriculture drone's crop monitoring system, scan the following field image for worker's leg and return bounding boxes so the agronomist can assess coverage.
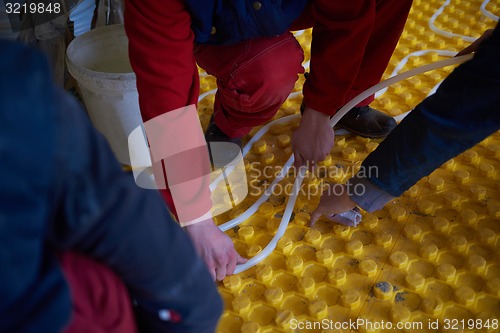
[195,32,304,138]
[60,252,137,333]
[291,0,410,107]
[345,0,413,105]
[293,0,376,111]
[290,0,404,137]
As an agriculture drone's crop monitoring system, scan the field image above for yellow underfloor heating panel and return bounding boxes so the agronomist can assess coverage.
[196,0,500,332]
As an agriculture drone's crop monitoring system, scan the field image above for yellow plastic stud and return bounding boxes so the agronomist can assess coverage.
[365,142,379,153]
[277,236,293,255]
[375,232,393,248]
[294,212,310,226]
[257,202,274,216]
[390,251,409,269]
[224,275,242,292]
[341,290,361,309]
[450,235,468,253]
[406,273,425,291]
[436,263,456,282]
[346,240,363,256]
[486,144,500,158]
[478,228,496,245]
[309,300,328,319]
[470,184,487,200]
[443,191,461,207]
[363,214,379,229]
[359,259,378,277]
[329,270,347,286]
[246,244,261,257]
[404,224,422,241]
[392,83,403,94]
[454,170,470,184]
[422,296,443,316]
[488,200,500,218]
[429,176,444,190]
[319,154,332,166]
[333,225,351,238]
[342,147,357,160]
[417,199,434,215]
[264,287,283,304]
[391,306,411,323]
[420,244,439,260]
[253,140,267,153]
[408,77,422,88]
[255,265,273,283]
[261,152,274,165]
[239,226,254,241]
[336,137,346,148]
[276,310,294,329]
[401,91,413,103]
[373,281,393,300]
[461,209,477,226]
[406,185,419,198]
[390,207,407,222]
[232,296,251,314]
[480,162,495,178]
[455,286,475,307]
[277,134,290,147]
[305,229,322,245]
[241,321,260,333]
[467,255,487,274]
[429,72,442,83]
[433,217,450,232]
[443,158,455,171]
[486,278,500,297]
[463,150,479,165]
[316,248,334,265]
[300,277,315,295]
[287,255,303,274]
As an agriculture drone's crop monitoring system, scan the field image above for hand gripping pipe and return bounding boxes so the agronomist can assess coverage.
[210,53,473,274]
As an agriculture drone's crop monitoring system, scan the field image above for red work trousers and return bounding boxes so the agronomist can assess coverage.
[194,0,412,138]
[60,252,137,333]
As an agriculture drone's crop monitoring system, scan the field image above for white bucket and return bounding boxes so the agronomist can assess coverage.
[66,24,142,165]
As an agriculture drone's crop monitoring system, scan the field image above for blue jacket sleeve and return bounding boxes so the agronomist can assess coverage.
[349,23,500,211]
[0,40,222,333]
[0,40,72,333]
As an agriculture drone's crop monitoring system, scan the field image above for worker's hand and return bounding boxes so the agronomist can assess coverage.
[293,106,335,171]
[310,184,357,226]
[456,29,494,56]
[184,218,247,281]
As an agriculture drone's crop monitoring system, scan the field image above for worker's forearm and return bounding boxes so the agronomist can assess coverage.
[125,0,199,121]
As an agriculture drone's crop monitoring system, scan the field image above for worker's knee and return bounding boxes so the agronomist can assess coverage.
[227,33,304,112]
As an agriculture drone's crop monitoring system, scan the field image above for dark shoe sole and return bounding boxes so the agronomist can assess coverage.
[205,115,243,168]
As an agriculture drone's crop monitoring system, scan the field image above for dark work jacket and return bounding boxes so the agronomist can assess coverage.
[351,23,500,208]
[0,41,222,333]
[185,0,308,44]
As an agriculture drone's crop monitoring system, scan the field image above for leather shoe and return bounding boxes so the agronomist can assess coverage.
[337,106,396,138]
[205,115,242,168]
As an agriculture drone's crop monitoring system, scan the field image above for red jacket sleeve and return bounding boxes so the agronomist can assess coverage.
[125,0,213,223]
[124,0,199,122]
